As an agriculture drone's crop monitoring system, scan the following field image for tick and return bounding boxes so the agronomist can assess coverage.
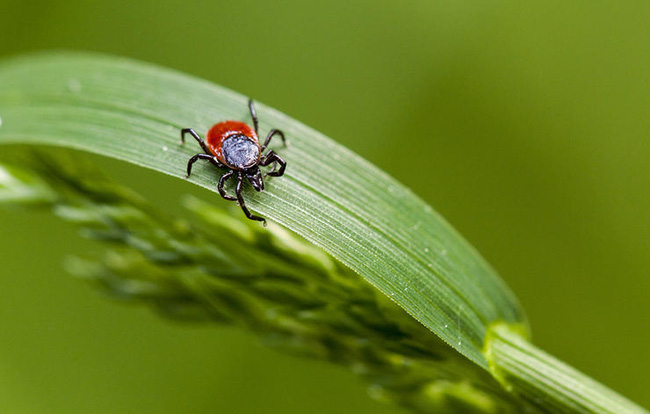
[181,99,287,224]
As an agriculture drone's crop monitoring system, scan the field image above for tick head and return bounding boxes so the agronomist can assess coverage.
[246,168,264,192]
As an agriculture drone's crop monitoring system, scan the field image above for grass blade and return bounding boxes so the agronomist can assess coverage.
[0,52,527,367]
[2,52,646,414]
[486,324,647,413]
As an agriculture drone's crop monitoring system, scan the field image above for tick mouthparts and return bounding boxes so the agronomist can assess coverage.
[248,171,264,191]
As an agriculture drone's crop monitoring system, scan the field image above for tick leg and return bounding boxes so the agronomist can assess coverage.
[236,172,266,224]
[260,150,286,177]
[218,170,236,201]
[186,153,214,178]
[248,99,259,136]
[208,156,227,169]
[261,129,286,151]
[181,128,212,155]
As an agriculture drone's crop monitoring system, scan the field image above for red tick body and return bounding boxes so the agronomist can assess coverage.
[207,121,261,169]
[180,100,287,224]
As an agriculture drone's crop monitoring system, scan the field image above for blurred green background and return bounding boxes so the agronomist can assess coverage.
[1,0,648,412]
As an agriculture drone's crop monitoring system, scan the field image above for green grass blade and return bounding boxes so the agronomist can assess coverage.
[0,52,525,368]
[1,53,646,414]
[486,324,647,413]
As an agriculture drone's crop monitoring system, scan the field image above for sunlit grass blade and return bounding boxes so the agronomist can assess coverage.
[2,53,645,413]
[0,52,527,367]
[485,324,647,413]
